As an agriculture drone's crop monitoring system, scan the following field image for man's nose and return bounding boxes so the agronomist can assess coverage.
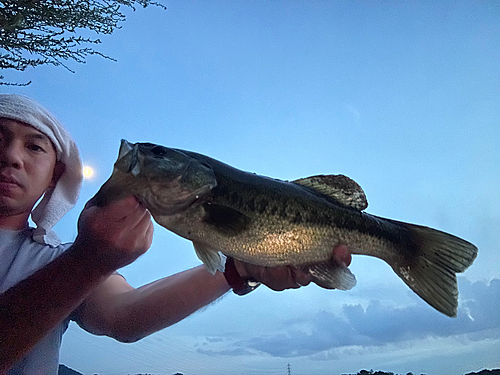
[0,141,24,168]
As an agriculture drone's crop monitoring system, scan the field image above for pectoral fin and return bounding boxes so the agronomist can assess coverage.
[193,242,223,275]
[303,260,357,290]
[292,175,368,211]
[202,203,250,236]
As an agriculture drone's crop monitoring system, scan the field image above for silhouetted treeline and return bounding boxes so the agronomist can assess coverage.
[342,369,500,375]
[343,371,424,375]
[59,364,499,375]
[58,365,83,375]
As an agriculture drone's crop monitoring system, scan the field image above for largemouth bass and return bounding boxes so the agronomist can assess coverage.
[95,140,478,317]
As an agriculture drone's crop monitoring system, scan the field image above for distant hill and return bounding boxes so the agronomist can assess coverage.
[58,366,499,375]
[58,364,83,375]
[343,370,500,375]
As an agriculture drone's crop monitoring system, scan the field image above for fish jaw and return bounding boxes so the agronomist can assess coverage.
[131,143,217,215]
[115,139,140,175]
[93,140,217,213]
[140,178,215,215]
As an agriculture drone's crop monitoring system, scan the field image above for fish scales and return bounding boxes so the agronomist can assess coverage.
[94,140,478,317]
[200,158,413,265]
[166,155,387,262]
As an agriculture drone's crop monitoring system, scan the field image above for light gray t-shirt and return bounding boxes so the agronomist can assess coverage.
[0,227,72,375]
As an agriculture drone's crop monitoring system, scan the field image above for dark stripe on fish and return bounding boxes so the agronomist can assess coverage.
[213,183,418,257]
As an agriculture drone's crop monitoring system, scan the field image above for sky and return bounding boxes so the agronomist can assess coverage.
[2,1,500,374]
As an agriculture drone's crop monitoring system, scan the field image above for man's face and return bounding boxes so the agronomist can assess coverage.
[0,118,59,217]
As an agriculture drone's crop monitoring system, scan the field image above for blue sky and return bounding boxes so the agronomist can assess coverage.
[2,1,500,374]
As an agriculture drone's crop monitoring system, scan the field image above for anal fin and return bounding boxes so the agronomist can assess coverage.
[302,259,357,290]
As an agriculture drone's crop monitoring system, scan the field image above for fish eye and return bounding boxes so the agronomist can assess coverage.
[151,146,168,157]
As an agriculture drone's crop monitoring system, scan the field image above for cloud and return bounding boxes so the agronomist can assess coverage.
[240,311,365,357]
[199,278,500,358]
[205,336,225,343]
[197,347,256,357]
[459,278,500,331]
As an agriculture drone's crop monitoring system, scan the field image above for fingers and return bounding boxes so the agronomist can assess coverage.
[233,261,312,292]
[139,210,155,249]
[76,195,154,270]
[116,197,151,231]
[112,197,153,250]
[291,268,312,287]
[333,244,351,267]
[101,195,143,221]
[144,219,154,248]
[90,195,152,233]
[232,244,352,293]
[84,196,97,209]
[261,266,297,291]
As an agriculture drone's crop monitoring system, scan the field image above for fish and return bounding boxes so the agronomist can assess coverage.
[94,139,478,317]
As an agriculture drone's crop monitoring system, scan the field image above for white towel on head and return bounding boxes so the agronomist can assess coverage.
[0,94,83,247]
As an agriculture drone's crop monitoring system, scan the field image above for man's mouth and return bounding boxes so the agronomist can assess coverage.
[0,174,21,187]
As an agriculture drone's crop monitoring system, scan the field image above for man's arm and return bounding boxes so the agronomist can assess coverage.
[0,196,153,371]
[0,191,351,369]
[0,246,116,371]
[72,245,352,343]
[72,266,230,343]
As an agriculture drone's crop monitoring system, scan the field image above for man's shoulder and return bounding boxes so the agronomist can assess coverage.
[18,228,72,257]
[0,228,73,292]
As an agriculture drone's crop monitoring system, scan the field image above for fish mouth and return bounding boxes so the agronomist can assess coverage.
[128,143,140,176]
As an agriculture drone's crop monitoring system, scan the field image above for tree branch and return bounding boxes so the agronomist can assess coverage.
[0,0,166,85]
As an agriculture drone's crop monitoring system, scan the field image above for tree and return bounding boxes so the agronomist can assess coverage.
[0,0,166,85]
[58,364,83,375]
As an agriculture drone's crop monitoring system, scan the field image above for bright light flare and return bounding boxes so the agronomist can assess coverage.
[82,166,95,180]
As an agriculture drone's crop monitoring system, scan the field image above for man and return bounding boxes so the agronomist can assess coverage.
[0,94,351,374]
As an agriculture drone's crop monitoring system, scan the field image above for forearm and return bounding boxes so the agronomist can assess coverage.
[0,243,114,371]
[81,266,231,343]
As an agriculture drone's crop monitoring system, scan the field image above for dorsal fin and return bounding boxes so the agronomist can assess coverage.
[292,174,368,211]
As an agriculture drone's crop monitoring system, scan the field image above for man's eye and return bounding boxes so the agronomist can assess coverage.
[28,144,45,152]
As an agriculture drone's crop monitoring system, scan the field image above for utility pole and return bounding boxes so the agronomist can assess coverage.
[286,363,291,375]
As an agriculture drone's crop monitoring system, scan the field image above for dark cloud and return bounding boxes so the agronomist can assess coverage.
[197,347,256,357]
[460,278,500,332]
[240,310,375,357]
[200,278,500,358]
[205,336,225,343]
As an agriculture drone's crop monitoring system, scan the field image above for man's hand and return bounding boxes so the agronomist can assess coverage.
[0,195,154,370]
[232,244,351,291]
[73,195,154,273]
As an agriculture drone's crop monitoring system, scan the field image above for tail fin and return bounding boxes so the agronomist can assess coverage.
[393,223,477,317]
